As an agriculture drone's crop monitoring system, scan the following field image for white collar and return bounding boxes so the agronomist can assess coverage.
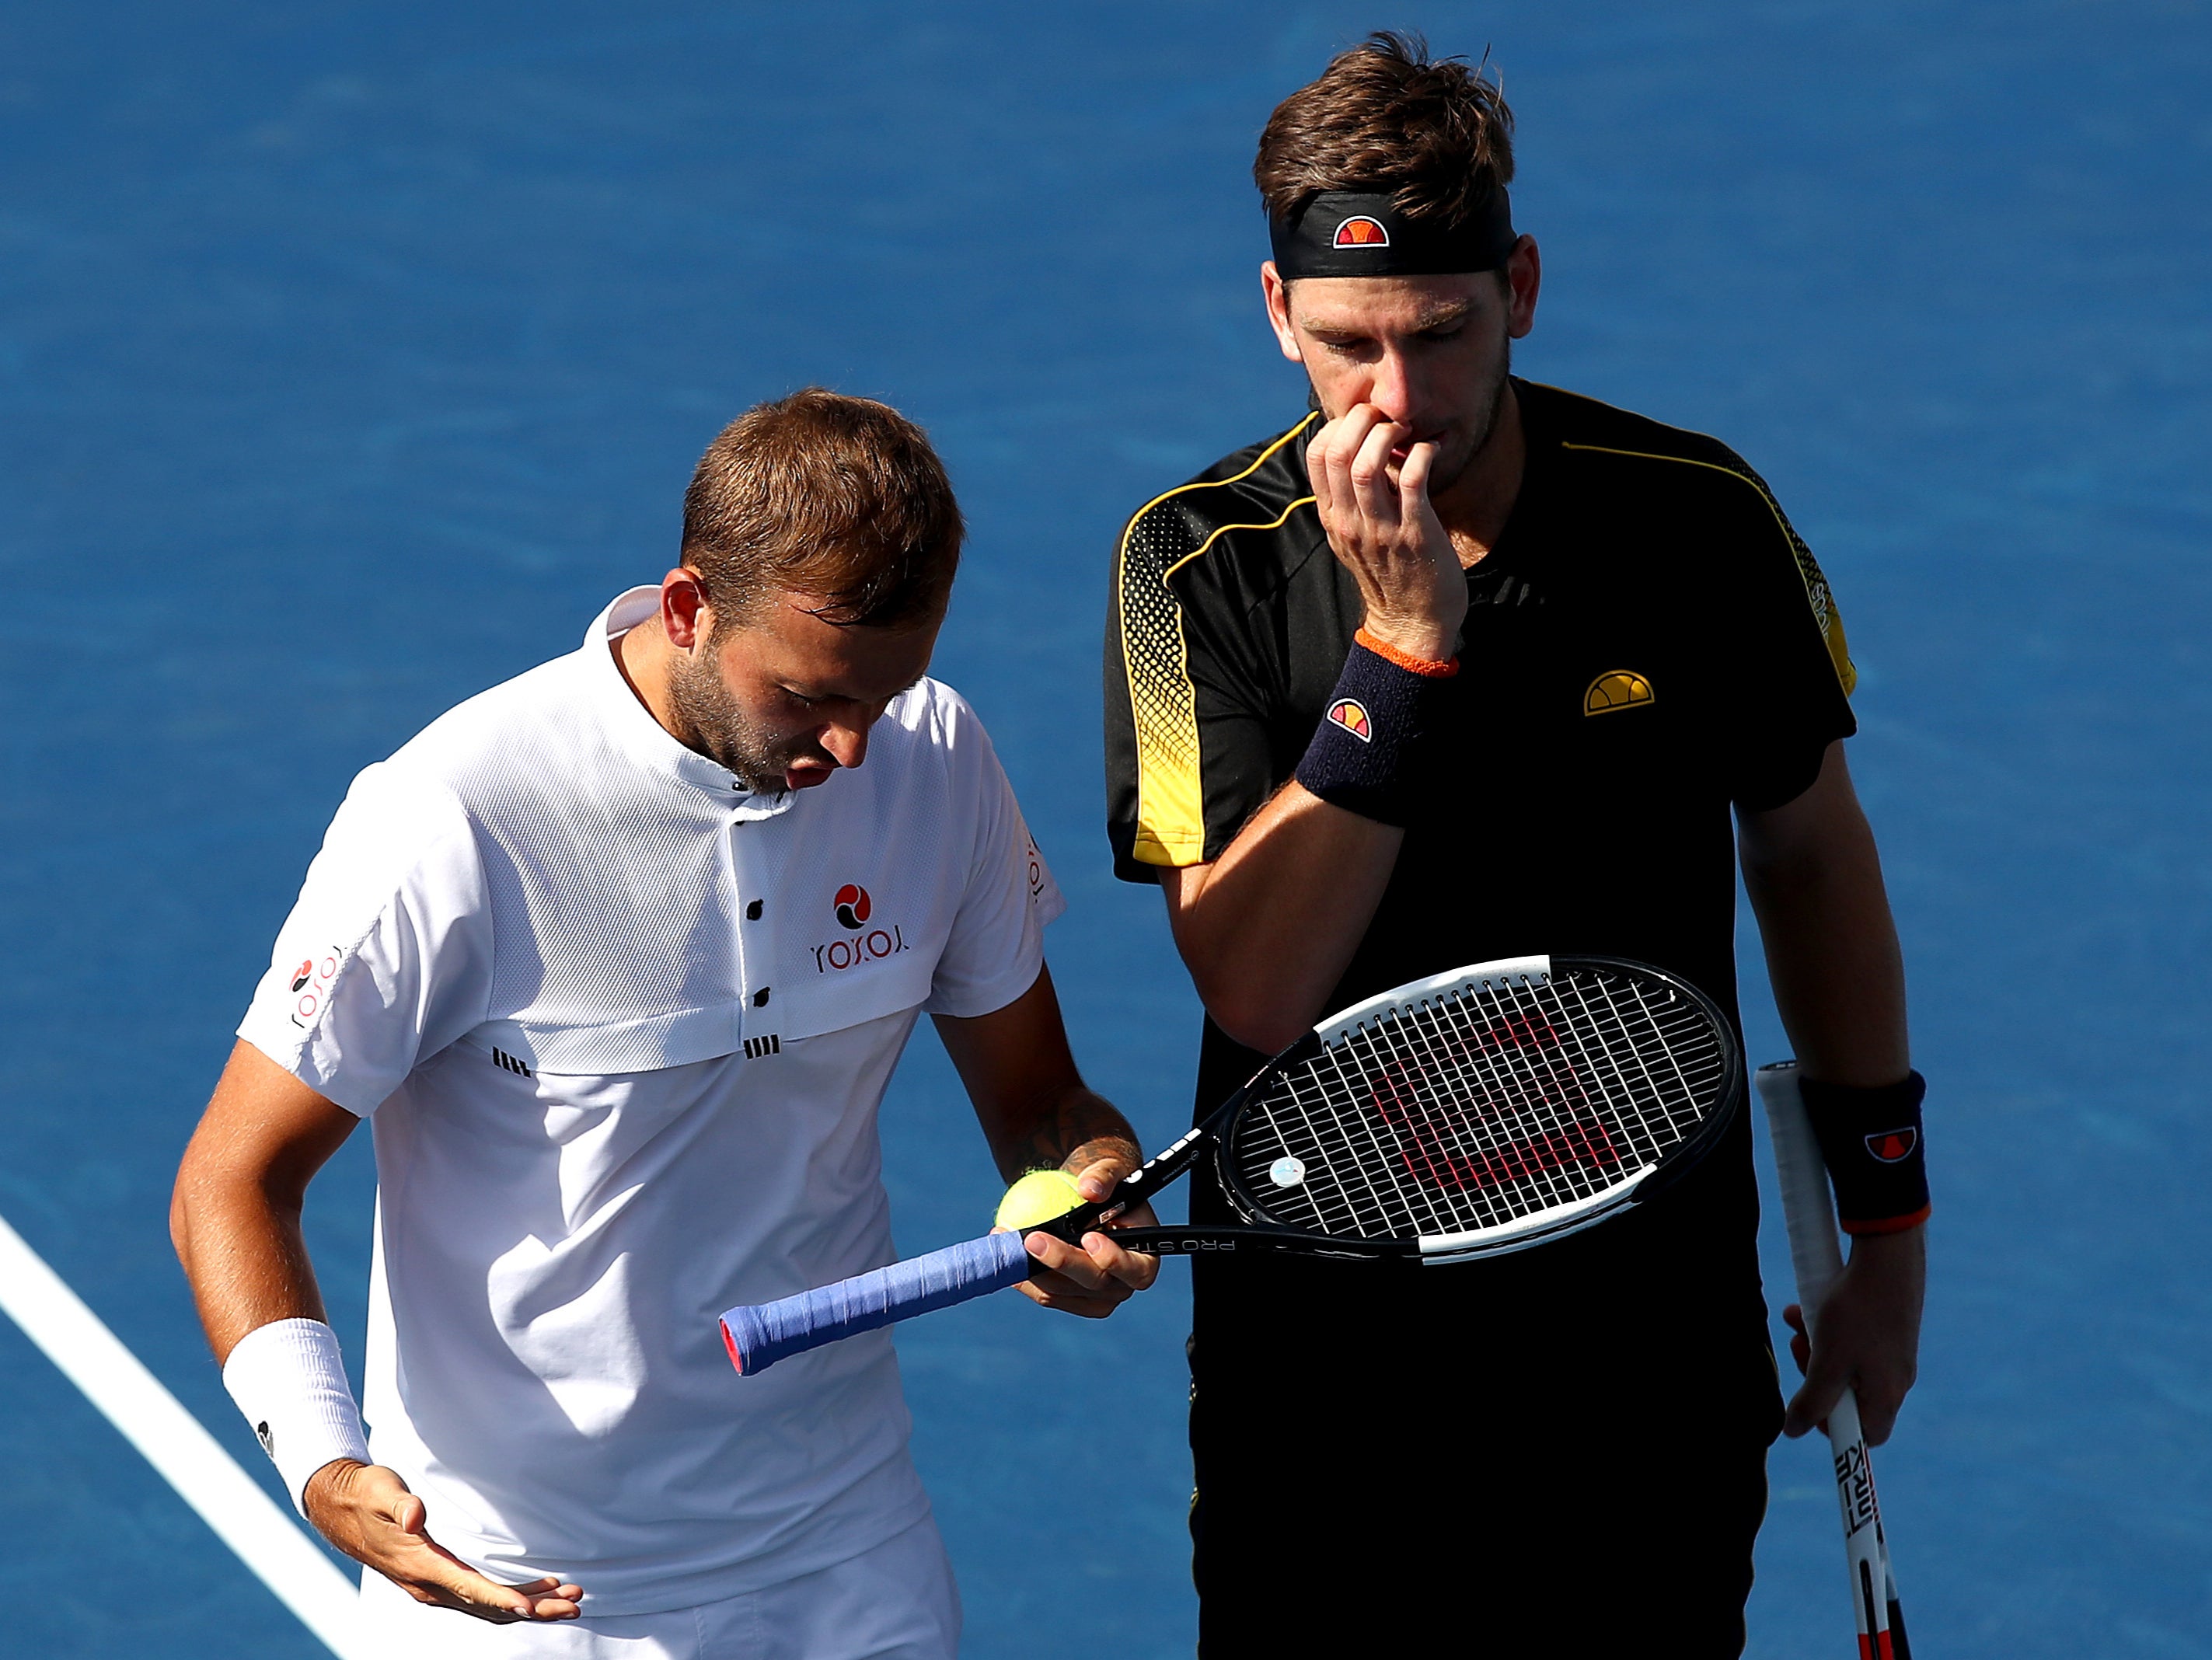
[581,588,797,822]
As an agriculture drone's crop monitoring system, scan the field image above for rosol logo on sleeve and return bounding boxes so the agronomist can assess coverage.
[289,948,343,1029]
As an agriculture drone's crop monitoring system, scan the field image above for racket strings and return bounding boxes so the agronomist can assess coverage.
[1360,989,1618,1224]
[1397,989,1614,1202]
[1229,968,1729,1241]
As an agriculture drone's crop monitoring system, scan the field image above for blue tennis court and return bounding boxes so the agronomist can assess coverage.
[2,2,2206,1654]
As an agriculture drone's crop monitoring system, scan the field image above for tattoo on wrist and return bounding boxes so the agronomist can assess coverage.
[1015,1092,1139,1178]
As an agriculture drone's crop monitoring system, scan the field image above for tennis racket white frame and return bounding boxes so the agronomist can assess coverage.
[1312,955,1556,1039]
[1757,1062,1908,1660]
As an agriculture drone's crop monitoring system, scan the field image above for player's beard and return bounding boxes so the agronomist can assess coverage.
[1424,331,1513,496]
[664,638,817,796]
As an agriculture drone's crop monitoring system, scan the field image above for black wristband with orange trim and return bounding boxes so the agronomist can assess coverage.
[1293,634,1457,827]
[1801,1070,1930,1235]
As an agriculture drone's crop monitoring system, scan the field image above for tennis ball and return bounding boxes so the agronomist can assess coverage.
[994,1168,1087,1232]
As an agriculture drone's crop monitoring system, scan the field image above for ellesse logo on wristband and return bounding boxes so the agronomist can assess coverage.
[1325,699,1373,742]
[1865,1127,1919,1163]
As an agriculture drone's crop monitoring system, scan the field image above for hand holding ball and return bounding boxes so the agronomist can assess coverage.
[994,1169,1087,1232]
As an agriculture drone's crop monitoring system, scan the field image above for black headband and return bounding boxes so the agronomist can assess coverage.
[1269,188,1517,279]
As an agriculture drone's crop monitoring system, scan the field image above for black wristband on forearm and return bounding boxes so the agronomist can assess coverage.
[1801,1070,1931,1235]
[1292,640,1453,827]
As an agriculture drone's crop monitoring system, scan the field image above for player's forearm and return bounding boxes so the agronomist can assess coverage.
[172,1162,333,1362]
[1742,807,1909,1088]
[1163,783,1401,1051]
[935,971,1143,1182]
[171,1042,358,1362]
[987,1084,1139,1184]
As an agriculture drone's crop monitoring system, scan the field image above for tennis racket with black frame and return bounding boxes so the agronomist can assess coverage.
[721,953,1743,1375]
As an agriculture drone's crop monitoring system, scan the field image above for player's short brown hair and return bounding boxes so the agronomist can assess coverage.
[681,388,963,630]
[1254,32,1516,238]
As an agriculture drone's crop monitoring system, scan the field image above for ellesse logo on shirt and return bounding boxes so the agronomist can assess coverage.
[1584,670,1655,716]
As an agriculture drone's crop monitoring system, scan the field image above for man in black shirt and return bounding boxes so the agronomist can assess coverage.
[1104,34,1928,1655]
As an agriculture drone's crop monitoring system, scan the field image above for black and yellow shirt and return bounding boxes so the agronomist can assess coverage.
[1102,378,1857,1414]
[1108,376,1852,1065]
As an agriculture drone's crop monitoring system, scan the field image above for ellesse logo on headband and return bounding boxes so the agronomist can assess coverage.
[1332,216,1390,249]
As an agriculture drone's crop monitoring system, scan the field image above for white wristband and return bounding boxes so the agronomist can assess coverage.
[221,1317,372,1515]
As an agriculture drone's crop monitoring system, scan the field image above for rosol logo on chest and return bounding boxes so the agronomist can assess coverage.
[814,884,909,974]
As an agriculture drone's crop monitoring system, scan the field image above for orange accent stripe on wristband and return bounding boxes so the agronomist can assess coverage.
[1839,1204,1931,1237]
[1354,627,1459,678]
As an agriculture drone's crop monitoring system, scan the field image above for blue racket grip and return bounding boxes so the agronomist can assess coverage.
[720,1230,1033,1376]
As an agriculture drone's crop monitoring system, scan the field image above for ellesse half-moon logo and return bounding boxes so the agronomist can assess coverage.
[1332,216,1390,249]
[1584,670,1655,716]
[1865,1127,1919,1164]
[1326,698,1373,742]
[833,884,871,930]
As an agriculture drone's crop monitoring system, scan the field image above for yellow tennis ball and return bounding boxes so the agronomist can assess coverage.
[995,1168,1087,1232]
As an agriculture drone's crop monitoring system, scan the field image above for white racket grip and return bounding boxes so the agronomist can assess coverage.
[1823,1387,1897,1654]
[1758,1061,1907,1657]
[1755,1061,1846,1316]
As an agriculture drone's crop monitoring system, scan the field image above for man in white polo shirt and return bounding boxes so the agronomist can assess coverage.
[170,389,1155,1658]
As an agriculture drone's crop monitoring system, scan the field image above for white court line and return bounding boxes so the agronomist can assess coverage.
[0,1208,366,1660]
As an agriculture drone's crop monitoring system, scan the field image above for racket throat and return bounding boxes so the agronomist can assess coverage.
[1103,1224,1406,1261]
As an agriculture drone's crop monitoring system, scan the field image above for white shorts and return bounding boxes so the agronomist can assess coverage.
[355,1514,961,1660]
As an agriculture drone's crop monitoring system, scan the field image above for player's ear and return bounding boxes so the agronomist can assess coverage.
[1261,262,1304,364]
[1504,235,1541,340]
[661,569,711,650]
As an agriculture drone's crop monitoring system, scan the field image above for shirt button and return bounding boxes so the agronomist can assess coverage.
[753,988,771,1006]
[746,900,763,921]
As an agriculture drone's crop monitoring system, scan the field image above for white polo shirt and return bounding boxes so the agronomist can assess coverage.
[238,588,1063,1615]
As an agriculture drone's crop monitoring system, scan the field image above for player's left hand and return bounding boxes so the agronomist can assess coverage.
[1781,1222,1926,1446]
[1014,1158,1160,1317]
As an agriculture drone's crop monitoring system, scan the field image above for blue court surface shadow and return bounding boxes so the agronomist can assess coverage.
[1,2,2206,1655]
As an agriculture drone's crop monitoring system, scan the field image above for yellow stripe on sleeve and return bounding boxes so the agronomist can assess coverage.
[1114,417,1317,867]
